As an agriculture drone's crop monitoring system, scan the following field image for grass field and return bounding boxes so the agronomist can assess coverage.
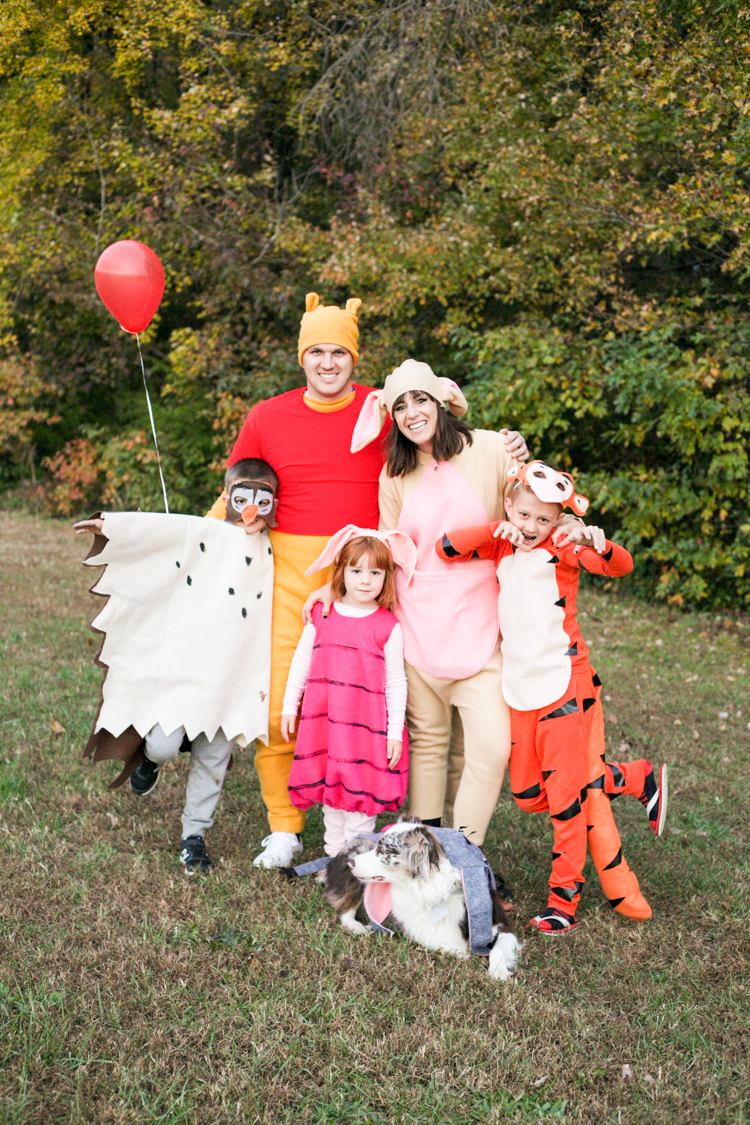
[1,509,748,1125]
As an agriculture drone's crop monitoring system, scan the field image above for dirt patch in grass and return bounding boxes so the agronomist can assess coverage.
[1,511,748,1124]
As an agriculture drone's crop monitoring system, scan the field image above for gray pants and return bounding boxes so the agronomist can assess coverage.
[145,724,233,839]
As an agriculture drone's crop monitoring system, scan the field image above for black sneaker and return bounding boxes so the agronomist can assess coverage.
[180,835,212,875]
[639,762,668,837]
[130,756,161,796]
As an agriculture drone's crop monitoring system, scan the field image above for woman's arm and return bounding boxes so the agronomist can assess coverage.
[377,467,404,533]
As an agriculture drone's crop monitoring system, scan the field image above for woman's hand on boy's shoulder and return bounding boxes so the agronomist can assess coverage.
[499,428,529,463]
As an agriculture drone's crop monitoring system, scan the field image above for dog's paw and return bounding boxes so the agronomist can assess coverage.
[340,910,372,936]
[488,932,522,981]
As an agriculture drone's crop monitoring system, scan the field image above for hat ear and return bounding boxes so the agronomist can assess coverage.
[350,389,388,453]
[345,298,362,315]
[574,494,590,515]
[305,292,320,312]
[507,465,521,482]
[438,378,468,417]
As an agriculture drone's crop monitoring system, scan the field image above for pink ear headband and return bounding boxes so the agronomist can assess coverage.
[507,460,590,516]
[304,525,418,583]
[350,359,469,453]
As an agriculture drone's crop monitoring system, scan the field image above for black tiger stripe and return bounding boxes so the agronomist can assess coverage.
[552,797,581,821]
[512,782,542,800]
[540,697,579,721]
[323,780,403,806]
[312,641,385,660]
[291,779,401,807]
[296,714,388,736]
[291,753,402,776]
[307,677,386,695]
[603,848,623,870]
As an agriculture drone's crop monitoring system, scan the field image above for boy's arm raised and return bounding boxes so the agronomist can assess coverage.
[557,536,633,577]
[435,521,513,564]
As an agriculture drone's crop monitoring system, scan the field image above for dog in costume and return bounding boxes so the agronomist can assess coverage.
[436,460,667,934]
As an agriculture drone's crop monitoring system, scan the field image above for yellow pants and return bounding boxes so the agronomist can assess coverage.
[255,531,333,833]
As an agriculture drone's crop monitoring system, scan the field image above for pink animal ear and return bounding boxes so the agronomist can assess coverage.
[304,524,361,575]
[380,529,417,583]
[350,390,388,452]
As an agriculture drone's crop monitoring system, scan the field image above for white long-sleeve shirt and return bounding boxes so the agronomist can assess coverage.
[282,602,408,740]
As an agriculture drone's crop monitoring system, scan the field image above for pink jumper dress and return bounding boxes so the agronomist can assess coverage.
[288,604,409,815]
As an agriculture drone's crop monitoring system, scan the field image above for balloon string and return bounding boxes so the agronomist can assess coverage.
[135,332,170,514]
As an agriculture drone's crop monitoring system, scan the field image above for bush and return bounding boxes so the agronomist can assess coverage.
[455,316,750,607]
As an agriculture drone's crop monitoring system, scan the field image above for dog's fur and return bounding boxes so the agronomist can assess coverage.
[319,820,521,981]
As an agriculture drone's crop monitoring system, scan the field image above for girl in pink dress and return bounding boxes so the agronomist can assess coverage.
[281,528,415,856]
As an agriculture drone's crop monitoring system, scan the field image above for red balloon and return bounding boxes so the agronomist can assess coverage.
[94,240,165,333]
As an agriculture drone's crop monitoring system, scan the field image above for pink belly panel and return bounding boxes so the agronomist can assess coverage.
[395,460,499,680]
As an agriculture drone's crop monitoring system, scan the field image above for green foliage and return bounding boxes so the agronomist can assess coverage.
[453,316,750,605]
[2,0,750,602]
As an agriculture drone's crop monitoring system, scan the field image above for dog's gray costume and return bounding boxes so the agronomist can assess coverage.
[292,826,499,957]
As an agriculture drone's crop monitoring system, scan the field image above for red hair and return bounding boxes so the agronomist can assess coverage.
[331,537,397,611]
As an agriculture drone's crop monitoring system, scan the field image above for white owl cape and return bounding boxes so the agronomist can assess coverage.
[82,512,273,784]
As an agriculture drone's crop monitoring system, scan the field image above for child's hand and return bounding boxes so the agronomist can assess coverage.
[551,517,584,547]
[557,523,607,553]
[499,428,529,463]
[302,582,333,624]
[280,714,297,742]
[73,518,104,535]
[492,521,525,547]
[387,739,403,769]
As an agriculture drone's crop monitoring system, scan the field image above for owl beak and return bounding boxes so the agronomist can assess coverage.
[241,505,259,526]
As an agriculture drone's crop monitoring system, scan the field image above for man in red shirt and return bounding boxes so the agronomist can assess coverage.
[214,293,526,866]
[210,294,391,864]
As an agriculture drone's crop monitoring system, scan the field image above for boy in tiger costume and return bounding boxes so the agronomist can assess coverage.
[437,460,667,934]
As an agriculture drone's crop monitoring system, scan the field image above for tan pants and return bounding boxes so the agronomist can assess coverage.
[405,644,511,846]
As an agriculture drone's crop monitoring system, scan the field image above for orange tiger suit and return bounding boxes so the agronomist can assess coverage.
[437,523,653,928]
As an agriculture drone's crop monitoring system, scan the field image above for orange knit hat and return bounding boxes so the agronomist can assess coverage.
[297,292,361,365]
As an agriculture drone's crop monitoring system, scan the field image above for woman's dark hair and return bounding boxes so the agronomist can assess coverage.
[383,391,474,478]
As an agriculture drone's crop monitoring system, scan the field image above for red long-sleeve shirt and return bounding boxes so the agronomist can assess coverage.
[229,386,390,536]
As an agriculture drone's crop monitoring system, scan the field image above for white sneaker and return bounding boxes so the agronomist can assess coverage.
[252,832,303,868]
